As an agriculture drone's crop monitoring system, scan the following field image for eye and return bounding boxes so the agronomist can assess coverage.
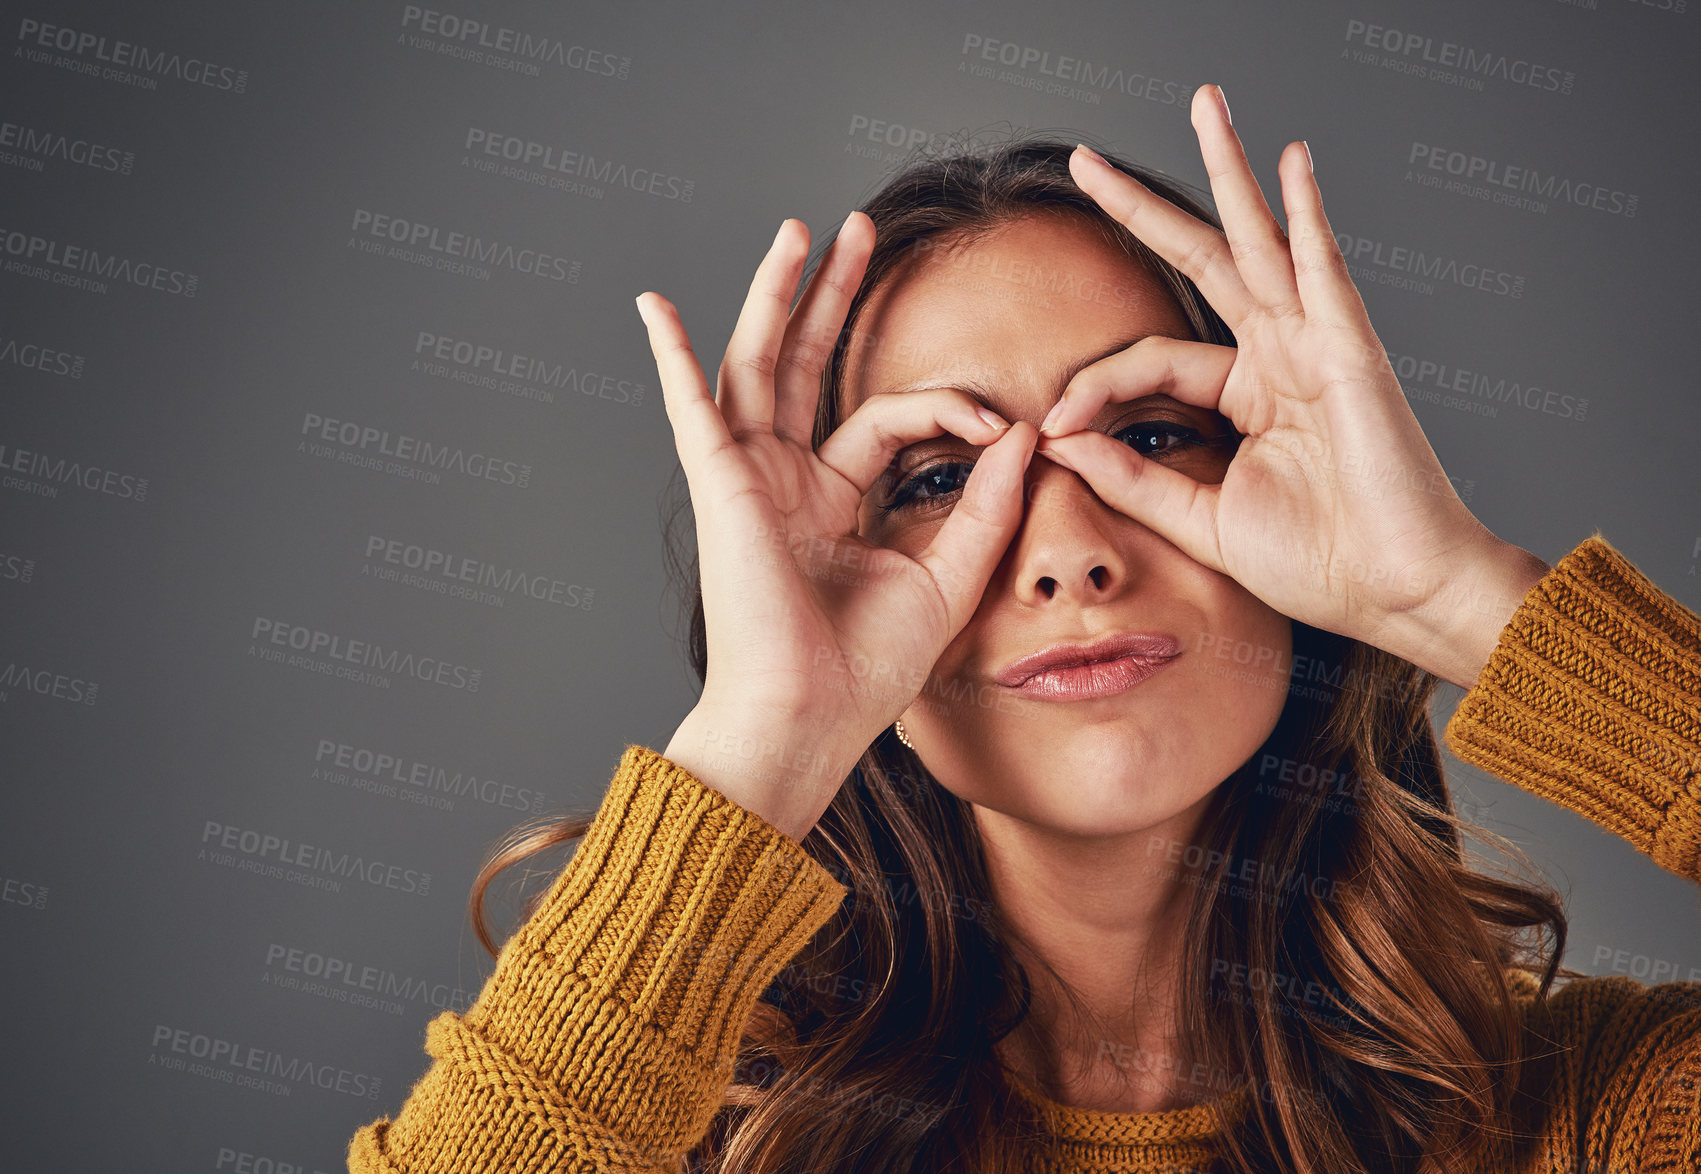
[878,459,974,516]
[1113,420,1214,458]
[876,420,1234,517]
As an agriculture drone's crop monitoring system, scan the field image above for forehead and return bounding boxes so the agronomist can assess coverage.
[839,212,1193,417]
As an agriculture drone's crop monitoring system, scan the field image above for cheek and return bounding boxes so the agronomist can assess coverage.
[857,493,904,547]
[1189,598,1294,713]
[860,506,946,557]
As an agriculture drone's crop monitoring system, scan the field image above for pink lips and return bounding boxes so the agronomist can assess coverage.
[995,632,1182,701]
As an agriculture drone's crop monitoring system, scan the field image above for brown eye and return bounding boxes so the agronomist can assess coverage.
[1114,421,1235,459]
[1114,421,1204,456]
[879,460,974,515]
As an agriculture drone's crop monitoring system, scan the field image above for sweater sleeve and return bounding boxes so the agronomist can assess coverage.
[1441,531,1701,1171]
[346,743,850,1174]
[1442,531,1701,882]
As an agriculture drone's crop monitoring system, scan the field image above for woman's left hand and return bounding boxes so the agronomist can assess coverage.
[1034,83,1551,689]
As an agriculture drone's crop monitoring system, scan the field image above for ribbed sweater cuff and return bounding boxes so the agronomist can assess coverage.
[452,743,847,1162]
[1443,533,1701,879]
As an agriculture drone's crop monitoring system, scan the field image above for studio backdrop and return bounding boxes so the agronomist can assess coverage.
[3,1,1699,1170]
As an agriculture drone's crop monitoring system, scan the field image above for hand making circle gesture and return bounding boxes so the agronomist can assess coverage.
[1035,85,1520,672]
[636,214,1038,761]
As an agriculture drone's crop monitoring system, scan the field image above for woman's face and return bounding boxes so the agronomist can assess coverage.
[843,211,1293,840]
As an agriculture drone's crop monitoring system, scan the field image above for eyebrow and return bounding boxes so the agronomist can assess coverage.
[883,331,1196,432]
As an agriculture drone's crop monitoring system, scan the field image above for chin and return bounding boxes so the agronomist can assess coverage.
[985,746,1218,838]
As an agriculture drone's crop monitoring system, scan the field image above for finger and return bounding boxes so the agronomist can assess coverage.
[913,422,1036,632]
[1277,140,1371,328]
[1038,337,1238,440]
[773,210,875,447]
[1190,84,1302,316]
[717,218,810,438]
[636,291,736,490]
[1069,143,1256,328]
[814,387,1011,498]
[1034,430,1226,575]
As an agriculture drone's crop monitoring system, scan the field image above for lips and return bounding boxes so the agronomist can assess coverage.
[994,631,1182,688]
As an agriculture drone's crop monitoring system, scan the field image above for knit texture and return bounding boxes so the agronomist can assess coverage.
[349,532,1701,1173]
[347,747,848,1173]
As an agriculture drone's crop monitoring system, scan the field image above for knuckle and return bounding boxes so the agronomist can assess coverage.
[815,270,858,300]
[1182,237,1228,283]
[855,388,902,414]
[1229,235,1270,266]
[722,351,778,380]
[779,334,835,377]
[1293,248,1349,281]
[775,348,821,379]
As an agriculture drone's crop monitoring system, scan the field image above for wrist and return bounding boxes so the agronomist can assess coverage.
[1381,538,1552,690]
[663,703,868,842]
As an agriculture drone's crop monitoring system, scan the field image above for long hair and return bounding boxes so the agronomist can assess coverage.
[469,134,1573,1174]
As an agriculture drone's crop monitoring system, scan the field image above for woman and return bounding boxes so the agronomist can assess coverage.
[347,85,1701,1174]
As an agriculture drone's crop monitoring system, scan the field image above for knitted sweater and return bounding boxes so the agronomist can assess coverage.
[347,533,1701,1173]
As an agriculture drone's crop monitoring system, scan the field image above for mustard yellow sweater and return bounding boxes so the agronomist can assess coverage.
[347,533,1701,1173]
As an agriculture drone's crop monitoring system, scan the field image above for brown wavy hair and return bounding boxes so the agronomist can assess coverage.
[469,134,1574,1174]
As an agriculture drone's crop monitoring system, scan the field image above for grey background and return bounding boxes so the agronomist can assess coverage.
[3,1,1699,1170]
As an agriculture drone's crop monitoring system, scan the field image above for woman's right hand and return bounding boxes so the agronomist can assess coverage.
[636,213,1036,837]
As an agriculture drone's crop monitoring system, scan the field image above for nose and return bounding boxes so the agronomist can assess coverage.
[1005,457,1131,607]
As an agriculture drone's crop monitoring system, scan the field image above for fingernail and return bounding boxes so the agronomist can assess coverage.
[1216,86,1231,124]
[1039,446,1076,473]
[1073,142,1107,167]
[976,407,1009,431]
[1038,400,1064,435]
[1302,140,1313,174]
